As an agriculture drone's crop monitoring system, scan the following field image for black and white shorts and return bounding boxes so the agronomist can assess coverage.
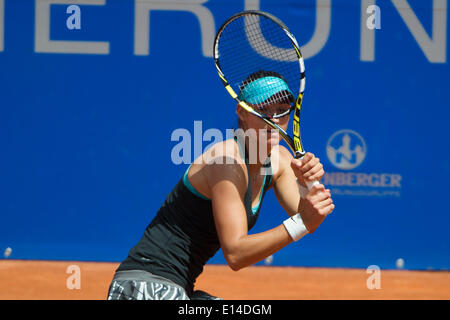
[107,270,189,300]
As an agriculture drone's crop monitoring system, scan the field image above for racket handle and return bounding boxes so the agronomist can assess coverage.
[305,180,319,190]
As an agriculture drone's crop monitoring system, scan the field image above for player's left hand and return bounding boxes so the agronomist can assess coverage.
[290,152,324,187]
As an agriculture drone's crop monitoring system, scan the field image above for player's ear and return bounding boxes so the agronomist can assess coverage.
[236,105,248,130]
[236,104,247,122]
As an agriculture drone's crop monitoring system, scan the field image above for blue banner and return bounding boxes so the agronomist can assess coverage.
[0,0,449,270]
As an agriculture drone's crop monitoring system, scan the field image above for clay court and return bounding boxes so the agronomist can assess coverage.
[0,260,449,300]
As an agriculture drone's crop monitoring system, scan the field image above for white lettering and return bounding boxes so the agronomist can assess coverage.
[380,173,389,187]
[366,5,381,30]
[324,172,402,187]
[134,0,215,57]
[392,0,447,63]
[356,173,368,186]
[390,174,402,187]
[35,0,109,54]
[234,128,258,164]
[348,173,356,186]
[362,0,447,62]
[66,264,81,290]
[361,0,377,61]
[66,4,81,30]
[178,304,212,317]
[171,128,191,164]
[301,0,332,59]
[369,173,379,186]
[366,265,381,289]
[203,128,223,154]
[194,120,203,163]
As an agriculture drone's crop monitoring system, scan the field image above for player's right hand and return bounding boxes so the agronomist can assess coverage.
[300,184,334,233]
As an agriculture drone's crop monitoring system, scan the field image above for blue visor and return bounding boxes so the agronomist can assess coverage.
[238,76,294,105]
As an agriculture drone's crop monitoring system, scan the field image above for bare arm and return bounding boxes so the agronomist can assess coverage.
[207,155,293,271]
[273,147,334,233]
[207,144,334,271]
[271,146,303,216]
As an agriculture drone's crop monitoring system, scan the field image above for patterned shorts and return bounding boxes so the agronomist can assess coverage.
[107,270,189,300]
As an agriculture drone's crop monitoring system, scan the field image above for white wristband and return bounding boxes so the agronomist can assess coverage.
[283,213,309,242]
[296,180,309,199]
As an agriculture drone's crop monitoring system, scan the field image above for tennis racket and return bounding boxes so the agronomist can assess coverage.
[213,10,318,190]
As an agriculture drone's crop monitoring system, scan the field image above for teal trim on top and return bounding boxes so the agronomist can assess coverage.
[251,169,267,215]
[234,137,271,216]
[183,138,273,214]
[234,136,245,160]
[183,165,210,201]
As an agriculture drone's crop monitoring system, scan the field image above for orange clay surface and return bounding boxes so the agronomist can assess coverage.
[0,260,449,300]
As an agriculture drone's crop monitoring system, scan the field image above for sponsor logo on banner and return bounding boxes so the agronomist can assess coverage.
[324,129,402,197]
[327,129,366,170]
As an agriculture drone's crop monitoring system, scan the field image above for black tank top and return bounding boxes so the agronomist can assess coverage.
[116,140,273,296]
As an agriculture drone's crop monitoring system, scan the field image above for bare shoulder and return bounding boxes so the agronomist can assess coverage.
[270,144,294,182]
[197,139,245,166]
[190,139,248,198]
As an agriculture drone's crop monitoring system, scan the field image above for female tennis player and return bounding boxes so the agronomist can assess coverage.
[107,73,335,300]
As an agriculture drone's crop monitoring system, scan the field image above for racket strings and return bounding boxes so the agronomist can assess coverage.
[216,13,301,112]
[221,26,298,78]
[244,16,298,62]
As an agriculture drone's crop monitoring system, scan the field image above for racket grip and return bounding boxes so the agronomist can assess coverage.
[305,180,319,190]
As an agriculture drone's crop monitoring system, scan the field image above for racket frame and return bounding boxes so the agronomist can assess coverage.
[213,10,306,159]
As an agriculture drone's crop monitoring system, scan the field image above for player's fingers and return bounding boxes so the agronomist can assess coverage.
[300,156,319,174]
[291,158,303,169]
[307,183,326,197]
[303,162,323,179]
[319,203,335,216]
[292,153,313,170]
[314,197,333,209]
[306,169,325,182]
[312,185,329,196]
[301,152,314,163]
[310,188,331,202]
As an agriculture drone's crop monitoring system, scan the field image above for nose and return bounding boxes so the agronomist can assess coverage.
[271,116,280,124]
